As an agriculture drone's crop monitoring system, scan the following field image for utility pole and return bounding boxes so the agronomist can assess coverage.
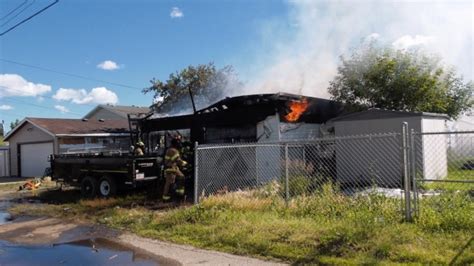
[188,85,197,114]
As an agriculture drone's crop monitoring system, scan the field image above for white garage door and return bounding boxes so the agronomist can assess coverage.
[20,142,54,177]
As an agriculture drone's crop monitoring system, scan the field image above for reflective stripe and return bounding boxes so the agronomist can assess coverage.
[165,154,180,162]
[164,168,178,173]
[162,195,171,200]
[175,188,184,195]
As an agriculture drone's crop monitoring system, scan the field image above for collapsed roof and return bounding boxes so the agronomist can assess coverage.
[140,93,345,132]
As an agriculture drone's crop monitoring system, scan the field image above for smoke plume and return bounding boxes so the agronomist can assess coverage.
[239,0,472,99]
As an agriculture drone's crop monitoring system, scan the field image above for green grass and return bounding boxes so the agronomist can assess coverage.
[9,183,474,265]
[421,169,474,191]
[0,182,24,192]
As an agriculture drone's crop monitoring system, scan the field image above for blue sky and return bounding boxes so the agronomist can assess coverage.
[0,0,472,131]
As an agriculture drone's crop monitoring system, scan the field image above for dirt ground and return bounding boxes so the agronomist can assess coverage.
[0,189,286,266]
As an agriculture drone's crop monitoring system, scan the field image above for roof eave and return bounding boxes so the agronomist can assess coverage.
[330,109,449,122]
[56,133,130,137]
[4,118,56,141]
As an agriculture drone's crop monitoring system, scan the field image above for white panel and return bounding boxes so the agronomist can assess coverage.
[257,114,279,142]
[280,122,320,140]
[421,119,448,179]
[20,143,53,177]
[257,115,281,183]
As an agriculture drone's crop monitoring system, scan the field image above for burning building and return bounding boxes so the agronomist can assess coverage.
[139,93,450,196]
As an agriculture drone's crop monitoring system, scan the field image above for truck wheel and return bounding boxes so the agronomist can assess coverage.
[98,176,117,197]
[81,177,98,198]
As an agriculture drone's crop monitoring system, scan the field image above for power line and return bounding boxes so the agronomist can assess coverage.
[0,58,144,91]
[0,110,37,120]
[0,0,28,21]
[1,86,97,108]
[1,0,36,27]
[1,111,30,120]
[2,98,82,116]
[0,0,59,37]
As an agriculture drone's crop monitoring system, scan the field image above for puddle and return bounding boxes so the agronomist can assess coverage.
[0,200,12,225]
[0,212,11,225]
[0,238,178,266]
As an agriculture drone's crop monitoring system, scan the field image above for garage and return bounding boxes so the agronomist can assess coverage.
[4,117,130,177]
[20,142,54,177]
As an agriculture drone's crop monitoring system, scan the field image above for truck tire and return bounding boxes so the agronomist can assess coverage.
[81,177,98,198]
[98,176,117,197]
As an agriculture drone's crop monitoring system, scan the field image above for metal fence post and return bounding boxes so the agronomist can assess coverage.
[285,143,289,206]
[194,141,199,204]
[409,129,418,216]
[401,122,412,221]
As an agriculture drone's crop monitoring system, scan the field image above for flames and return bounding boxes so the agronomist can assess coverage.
[284,99,309,122]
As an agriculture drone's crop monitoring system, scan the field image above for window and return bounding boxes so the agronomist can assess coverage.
[59,136,131,154]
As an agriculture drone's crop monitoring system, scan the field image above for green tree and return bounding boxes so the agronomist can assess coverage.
[328,44,473,119]
[10,119,20,131]
[143,63,239,113]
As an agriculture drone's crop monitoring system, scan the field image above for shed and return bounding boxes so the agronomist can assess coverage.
[332,109,448,187]
[4,118,130,177]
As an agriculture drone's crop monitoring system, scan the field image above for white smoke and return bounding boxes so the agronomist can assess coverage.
[239,0,473,99]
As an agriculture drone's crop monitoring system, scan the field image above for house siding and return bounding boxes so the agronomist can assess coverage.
[0,147,9,177]
[85,108,124,120]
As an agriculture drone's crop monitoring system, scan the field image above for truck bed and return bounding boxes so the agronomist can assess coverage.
[51,153,162,196]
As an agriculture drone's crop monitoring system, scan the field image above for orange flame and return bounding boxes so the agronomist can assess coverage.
[285,99,309,122]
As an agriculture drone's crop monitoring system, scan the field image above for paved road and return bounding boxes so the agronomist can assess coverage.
[120,233,287,266]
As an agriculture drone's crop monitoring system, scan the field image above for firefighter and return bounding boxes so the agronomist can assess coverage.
[134,141,145,156]
[162,136,187,201]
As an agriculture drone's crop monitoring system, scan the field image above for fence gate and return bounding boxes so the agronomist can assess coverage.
[411,130,474,217]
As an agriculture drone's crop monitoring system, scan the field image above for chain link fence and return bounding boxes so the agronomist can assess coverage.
[411,131,474,217]
[194,127,473,220]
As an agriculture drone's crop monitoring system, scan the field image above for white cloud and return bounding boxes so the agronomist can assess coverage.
[392,35,435,50]
[53,87,119,105]
[97,60,120,71]
[170,7,183,18]
[0,74,51,97]
[54,105,69,113]
[0,104,13,110]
